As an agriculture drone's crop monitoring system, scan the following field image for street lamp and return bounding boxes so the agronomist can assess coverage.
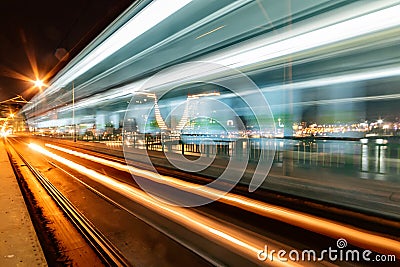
[72,81,76,142]
[32,79,46,134]
[31,79,77,141]
[34,79,44,89]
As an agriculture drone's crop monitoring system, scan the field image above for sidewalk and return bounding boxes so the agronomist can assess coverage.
[0,139,47,266]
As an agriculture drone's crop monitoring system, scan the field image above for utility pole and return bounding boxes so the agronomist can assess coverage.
[73,81,76,142]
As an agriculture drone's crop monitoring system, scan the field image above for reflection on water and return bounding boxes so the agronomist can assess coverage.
[272,137,400,182]
[114,133,400,217]
[124,132,400,182]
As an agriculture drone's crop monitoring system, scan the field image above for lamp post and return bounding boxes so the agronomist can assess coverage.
[33,99,37,134]
[32,79,45,134]
[72,81,76,142]
[30,79,77,141]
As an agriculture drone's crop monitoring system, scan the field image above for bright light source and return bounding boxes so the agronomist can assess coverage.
[34,79,44,88]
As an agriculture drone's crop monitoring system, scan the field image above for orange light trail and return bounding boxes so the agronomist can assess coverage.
[44,143,400,258]
[30,143,300,266]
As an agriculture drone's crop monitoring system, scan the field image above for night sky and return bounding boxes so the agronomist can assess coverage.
[0,0,134,102]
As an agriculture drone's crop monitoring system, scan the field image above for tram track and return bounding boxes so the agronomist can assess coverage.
[5,138,131,267]
[7,138,212,266]
[6,136,400,266]
[7,136,268,266]
[35,140,400,258]
[28,135,400,237]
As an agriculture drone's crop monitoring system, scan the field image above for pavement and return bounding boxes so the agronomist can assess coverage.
[0,139,47,266]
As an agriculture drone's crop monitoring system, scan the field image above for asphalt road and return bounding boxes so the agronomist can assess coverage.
[8,135,400,266]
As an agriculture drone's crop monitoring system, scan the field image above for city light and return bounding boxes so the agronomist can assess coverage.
[33,79,45,89]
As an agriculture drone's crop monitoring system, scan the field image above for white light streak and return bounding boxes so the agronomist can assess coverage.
[53,0,193,88]
[196,25,226,39]
[29,1,400,112]
[212,4,400,69]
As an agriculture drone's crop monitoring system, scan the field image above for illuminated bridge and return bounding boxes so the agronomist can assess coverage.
[4,1,400,266]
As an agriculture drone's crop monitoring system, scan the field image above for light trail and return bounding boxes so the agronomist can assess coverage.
[51,0,193,89]
[30,143,300,266]
[195,25,226,40]
[211,3,400,69]
[44,143,400,258]
[34,1,400,105]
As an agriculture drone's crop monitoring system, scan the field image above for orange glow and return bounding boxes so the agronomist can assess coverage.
[44,144,400,257]
[44,143,400,258]
[30,143,292,266]
[0,30,56,97]
[0,64,50,96]
[33,79,45,89]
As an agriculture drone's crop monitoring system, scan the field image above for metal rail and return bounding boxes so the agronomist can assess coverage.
[29,137,400,257]
[6,139,131,267]
[9,136,400,263]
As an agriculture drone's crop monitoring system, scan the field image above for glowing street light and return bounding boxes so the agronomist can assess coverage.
[32,79,47,133]
[34,79,45,89]
[32,78,76,141]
